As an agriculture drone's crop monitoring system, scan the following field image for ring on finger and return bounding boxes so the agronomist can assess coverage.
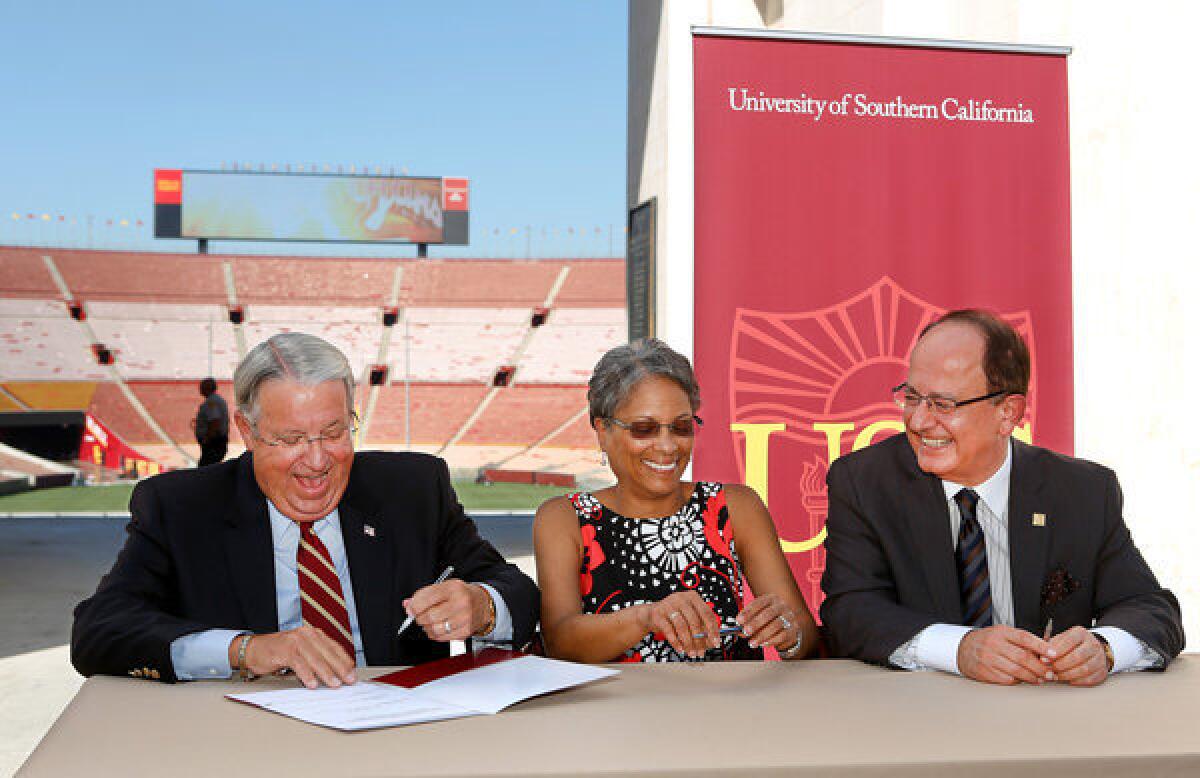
[443,619,453,634]
[779,615,793,630]
[668,611,682,620]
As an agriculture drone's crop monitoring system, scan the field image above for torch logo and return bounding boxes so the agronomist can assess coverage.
[728,276,1037,610]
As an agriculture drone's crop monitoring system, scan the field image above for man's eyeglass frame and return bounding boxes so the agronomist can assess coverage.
[250,413,360,450]
[891,383,1012,415]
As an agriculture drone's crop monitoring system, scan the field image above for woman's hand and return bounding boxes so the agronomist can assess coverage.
[737,593,802,654]
[638,590,721,658]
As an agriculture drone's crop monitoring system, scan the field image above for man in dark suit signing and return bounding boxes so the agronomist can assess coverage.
[821,309,1183,685]
[72,333,538,688]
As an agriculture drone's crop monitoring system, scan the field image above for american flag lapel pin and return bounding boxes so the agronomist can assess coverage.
[364,524,376,537]
[1032,513,1046,527]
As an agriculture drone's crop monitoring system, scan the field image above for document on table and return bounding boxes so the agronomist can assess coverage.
[227,654,618,731]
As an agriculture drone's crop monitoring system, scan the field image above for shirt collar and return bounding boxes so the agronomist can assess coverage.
[267,500,340,544]
[941,439,1013,520]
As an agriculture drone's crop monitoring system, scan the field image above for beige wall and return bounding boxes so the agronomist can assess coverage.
[629,0,1200,645]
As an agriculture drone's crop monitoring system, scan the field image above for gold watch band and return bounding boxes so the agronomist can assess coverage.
[473,586,497,637]
[1094,633,1115,673]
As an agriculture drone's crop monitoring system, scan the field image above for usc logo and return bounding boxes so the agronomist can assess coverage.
[732,420,1033,552]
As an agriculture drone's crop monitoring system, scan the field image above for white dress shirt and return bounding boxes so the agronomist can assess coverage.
[169,500,512,679]
[889,441,1160,675]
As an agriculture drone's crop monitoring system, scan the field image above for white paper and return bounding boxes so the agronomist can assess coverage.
[418,655,618,715]
[229,682,476,731]
[227,655,618,731]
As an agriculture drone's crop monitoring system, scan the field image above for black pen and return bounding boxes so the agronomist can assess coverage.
[396,565,454,637]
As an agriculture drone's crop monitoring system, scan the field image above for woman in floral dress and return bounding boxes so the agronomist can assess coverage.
[534,339,818,662]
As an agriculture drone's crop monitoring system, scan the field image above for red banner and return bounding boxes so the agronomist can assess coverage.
[79,413,162,478]
[692,34,1072,614]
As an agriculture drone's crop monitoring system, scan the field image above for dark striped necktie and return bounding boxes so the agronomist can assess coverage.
[954,488,993,628]
[297,522,356,660]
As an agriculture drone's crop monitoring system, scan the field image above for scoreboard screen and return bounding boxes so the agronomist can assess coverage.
[154,169,469,245]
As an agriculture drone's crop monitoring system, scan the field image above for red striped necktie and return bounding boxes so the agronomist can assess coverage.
[297,522,356,660]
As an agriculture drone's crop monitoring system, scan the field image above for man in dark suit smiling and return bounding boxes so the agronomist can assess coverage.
[821,309,1182,685]
[72,333,538,688]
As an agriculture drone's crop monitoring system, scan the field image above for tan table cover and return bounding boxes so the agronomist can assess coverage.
[19,657,1200,777]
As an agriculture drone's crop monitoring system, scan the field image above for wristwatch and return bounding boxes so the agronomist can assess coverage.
[1093,632,1115,673]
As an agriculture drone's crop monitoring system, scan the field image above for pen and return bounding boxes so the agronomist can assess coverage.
[396,565,455,637]
[692,626,745,639]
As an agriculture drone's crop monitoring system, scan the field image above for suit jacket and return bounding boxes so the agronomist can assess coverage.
[71,451,539,682]
[820,434,1183,667]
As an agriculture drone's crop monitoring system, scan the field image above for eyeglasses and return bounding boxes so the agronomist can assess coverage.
[251,416,358,451]
[606,415,703,439]
[891,383,1010,415]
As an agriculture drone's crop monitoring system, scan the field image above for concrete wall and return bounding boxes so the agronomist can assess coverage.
[629,0,1200,647]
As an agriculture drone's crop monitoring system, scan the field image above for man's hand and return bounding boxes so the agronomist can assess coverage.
[957,626,1055,685]
[1046,626,1111,686]
[231,625,356,689]
[404,579,491,641]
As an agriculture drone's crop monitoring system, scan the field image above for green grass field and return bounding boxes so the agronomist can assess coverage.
[0,480,572,514]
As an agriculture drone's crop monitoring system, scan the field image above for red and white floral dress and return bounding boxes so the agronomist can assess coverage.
[569,482,762,662]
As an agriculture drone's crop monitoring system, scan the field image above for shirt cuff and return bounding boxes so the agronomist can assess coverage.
[476,583,514,642]
[169,629,245,680]
[1092,626,1163,673]
[912,623,973,675]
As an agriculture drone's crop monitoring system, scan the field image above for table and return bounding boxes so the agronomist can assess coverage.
[19,657,1200,777]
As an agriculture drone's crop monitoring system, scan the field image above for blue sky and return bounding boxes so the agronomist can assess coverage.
[0,1,628,258]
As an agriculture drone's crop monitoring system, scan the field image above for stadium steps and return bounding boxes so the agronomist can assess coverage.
[440,267,582,474]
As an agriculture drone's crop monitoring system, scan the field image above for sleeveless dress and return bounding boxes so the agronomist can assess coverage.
[569,482,763,662]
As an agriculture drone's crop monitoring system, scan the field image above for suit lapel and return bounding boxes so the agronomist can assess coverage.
[1007,440,1049,632]
[340,501,394,663]
[897,443,962,623]
[223,454,279,633]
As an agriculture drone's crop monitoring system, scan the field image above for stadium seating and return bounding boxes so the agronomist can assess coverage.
[0,247,60,298]
[519,308,626,384]
[0,299,108,380]
[54,249,227,303]
[459,386,588,445]
[0,245,625,477]
[363,383,491,447]
[86,302,239,379]
[555,259,626,307]
[395,308,530,383]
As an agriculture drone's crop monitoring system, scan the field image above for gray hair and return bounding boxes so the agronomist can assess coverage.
[233,333,355,424]
[588,338,700,423]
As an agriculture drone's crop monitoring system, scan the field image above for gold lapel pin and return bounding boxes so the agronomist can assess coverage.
[1032,513,1046,527]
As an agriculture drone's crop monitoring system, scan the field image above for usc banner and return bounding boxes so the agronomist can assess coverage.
[692,33,1072,614]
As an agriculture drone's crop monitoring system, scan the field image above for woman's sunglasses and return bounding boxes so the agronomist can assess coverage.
[605,415,703,439]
